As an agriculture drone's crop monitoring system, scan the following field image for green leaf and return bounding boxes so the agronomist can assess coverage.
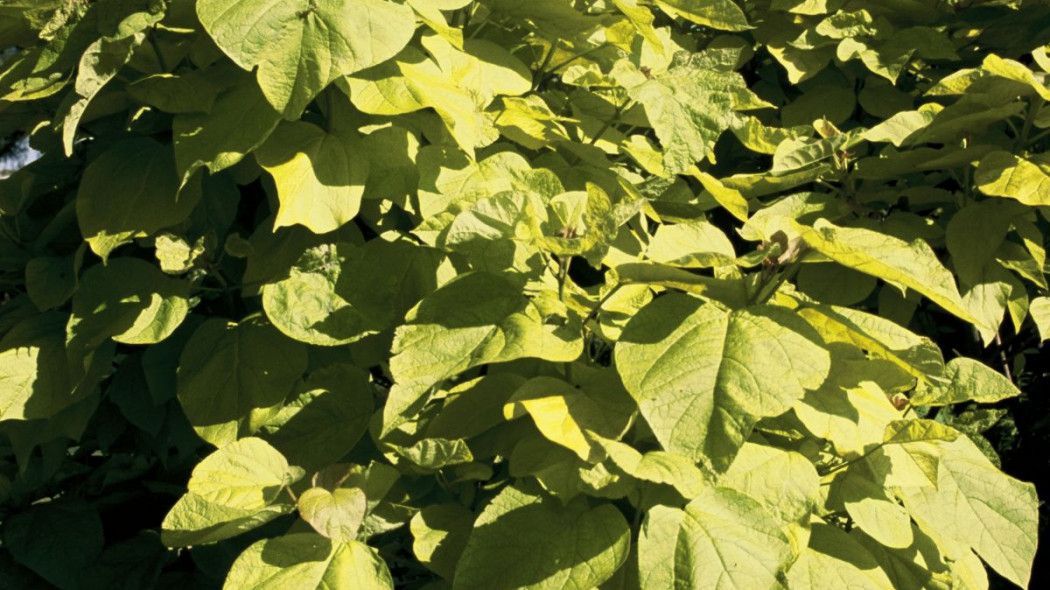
[654,0,751,31]
[946,199,1022,286]
[25,254,78,311]
[425,373,527,440]
[155,233,207,274]
[609,262,750,309]
[646,219,736,268]
[255,120,368,233]
[3,501,104,590]
[452,485,630,590]
[796,263,877,306]
[504,372,635,462]
[975,150,1050,206]
[162,437,300,547]
[298,487,368,542]
[638,486,792,590]
[76,137,199,259]
[628,50,770,175]
[176,317,307,447]
[719,443,819,554]
[173,74,282,185]
[910,357,1020,406]
[67,257,189,363]
[126,71,224,114]
[833,470,913,549]
[396,437,475,469]
[615,294,830,470]
[595,436,708,498]
[0,313,93,422]
[58,32,144,155]
[692,169,750,221]
[899,437,1039,588]
[262,241,442,346]
[223,533,394,590]
[197,0,415,117]
[383,272,582,434]
[81,533,171,590]
[441,189,548,274]
[785,521,894,589]
[415,148,563,232]
[800,219,986,330]
[347,36,531,152]
[189,437,298,507]
[410,503,473,580]
[794,358,906,458]
[980,54,1050,102]
[794,304,945,384]
[0,345,47,421]
[261,364,373,471]
[1030,296,1050,341]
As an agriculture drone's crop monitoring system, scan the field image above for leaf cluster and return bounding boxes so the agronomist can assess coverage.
[0,0,1048,588]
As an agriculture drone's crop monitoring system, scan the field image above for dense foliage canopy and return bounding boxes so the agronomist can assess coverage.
[0,0,1048,588]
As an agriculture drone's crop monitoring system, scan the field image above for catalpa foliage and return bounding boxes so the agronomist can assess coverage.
[0,0,1047,588]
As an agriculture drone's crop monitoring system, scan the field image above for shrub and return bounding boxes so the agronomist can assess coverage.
[0,0,1046,588]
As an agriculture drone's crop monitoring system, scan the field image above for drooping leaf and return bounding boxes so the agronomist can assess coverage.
[800,219,986,330]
